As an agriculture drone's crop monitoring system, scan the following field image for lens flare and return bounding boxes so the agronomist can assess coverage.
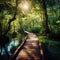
[22,2,29,10]
[18,0,31,14]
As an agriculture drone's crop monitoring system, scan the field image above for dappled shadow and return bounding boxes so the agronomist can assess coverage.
[13,32,42,60]
[16,41,41,60]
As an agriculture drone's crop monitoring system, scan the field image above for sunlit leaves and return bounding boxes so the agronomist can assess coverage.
[56,20,60,23]
[0,0,60,35]
[19,0,44,32]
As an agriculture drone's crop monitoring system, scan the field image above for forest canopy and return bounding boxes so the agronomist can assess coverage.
[0,0,60,60]
[0,0,60,41]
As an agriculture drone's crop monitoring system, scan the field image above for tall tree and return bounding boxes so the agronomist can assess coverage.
[0,0,18,57]
[41,0,50,35]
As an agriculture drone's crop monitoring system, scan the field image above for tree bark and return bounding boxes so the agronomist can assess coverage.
[42,0,50,35]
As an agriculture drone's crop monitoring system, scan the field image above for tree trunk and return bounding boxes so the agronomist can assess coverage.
[42,0,50,36]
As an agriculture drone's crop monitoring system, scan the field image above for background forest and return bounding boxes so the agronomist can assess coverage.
[0,0,60,60]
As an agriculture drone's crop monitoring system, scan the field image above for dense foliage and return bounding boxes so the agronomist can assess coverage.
[0,0,60,60]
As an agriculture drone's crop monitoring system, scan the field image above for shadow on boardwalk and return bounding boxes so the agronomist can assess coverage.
[12,31,43,60]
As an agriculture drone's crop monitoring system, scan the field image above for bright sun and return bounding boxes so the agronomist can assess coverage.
[22,2,29,10]
[18,1,31,13]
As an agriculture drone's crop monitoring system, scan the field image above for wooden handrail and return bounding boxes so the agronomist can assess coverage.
[12,31,29,60]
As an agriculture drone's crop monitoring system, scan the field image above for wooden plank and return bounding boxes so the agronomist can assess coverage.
[13,32,43,60]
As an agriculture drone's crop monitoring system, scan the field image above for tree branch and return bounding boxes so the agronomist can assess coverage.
[3,0,18,36]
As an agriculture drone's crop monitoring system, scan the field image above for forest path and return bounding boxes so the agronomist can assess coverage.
[13,31,44,60]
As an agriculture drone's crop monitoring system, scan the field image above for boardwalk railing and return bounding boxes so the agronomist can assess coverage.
[12,31,30,60]
[12,31,44,60]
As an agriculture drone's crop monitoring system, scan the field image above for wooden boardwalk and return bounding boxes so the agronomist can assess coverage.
[13,32,43,60]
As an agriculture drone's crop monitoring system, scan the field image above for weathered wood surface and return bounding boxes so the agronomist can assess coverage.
[13,31,43,60]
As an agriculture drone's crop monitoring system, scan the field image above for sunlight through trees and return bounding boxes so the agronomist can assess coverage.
[0,0,60,60]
